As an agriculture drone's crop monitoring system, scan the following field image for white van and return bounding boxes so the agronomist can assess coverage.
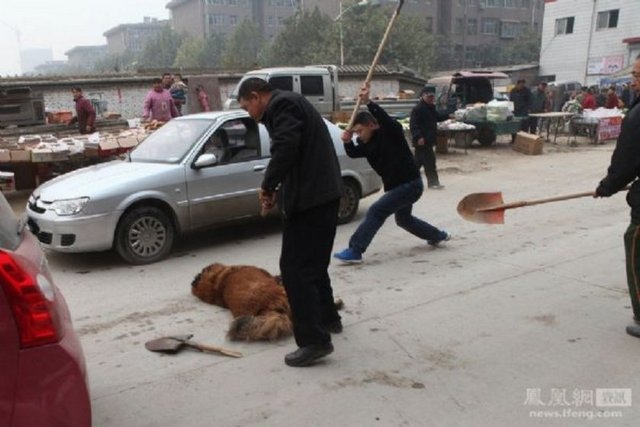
[224,65,339,115]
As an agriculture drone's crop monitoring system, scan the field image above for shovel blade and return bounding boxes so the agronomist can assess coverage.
[145,334,193,354]
[457,192,506,224]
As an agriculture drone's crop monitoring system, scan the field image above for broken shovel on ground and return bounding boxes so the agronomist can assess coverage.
[145,334,242,358]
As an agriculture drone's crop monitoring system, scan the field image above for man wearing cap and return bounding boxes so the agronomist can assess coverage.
[409,86,449,189]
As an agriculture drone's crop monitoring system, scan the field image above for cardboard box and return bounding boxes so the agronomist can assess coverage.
[29,148,69,163]
[10,150,31,162]
[0,149,10,163]
[513,131,543,155]
[0,171,15,193]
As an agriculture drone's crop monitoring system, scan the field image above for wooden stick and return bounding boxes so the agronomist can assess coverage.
[477,191,596,212]
[346,0,405,130]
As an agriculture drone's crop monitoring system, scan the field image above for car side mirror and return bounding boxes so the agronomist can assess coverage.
[192,153,218,169]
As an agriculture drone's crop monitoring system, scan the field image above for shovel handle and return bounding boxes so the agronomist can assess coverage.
[481,191,596,212]
[346,0,405,130]
[187,342,243,358]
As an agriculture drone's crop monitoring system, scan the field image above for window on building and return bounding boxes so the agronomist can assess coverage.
[504,0,516,7]
[229,15,238,25]
[455,18,464,34]
[596,9,619,30]
[521,0,530,8]
[467,18,478,35]
[227,0,237,4]
[486,0,505,7]
[208,14,225,25]
[500,21,519,38]
[555,17,574,35]
[465,46,476,62]
[301,76,324,96]
[268,16,274,26]
[425,16,433,33]
[481,18,499,35]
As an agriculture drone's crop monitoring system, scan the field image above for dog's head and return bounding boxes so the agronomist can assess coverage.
[191,263,229,305]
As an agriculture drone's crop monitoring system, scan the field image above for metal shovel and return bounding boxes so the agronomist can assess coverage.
[456,190,597,224]
[145,334,242,358]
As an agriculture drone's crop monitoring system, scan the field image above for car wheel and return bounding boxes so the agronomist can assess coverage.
[338,179,360,225]
[115,206,175,265]
[477,128,496,146]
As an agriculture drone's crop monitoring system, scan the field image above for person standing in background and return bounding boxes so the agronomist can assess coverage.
[528,81,549,134]
[170,73,188,115]
[409,86,449,189]
[510,79,532,139]
[142,78,179,122]
[196,85,211,112]
[66,87,96,134]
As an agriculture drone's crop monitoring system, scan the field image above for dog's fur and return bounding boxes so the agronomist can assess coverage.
[191,263,293,341]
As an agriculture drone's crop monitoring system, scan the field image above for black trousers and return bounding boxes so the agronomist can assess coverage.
[414,144,439,186]
[280,199,341,347]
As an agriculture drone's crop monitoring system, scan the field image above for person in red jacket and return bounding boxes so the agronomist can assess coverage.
[605,87,621,109]
[581,88,597,110]
[67,87,96,134]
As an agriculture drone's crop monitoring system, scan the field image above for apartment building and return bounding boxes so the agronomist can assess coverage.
[103,18,170,55]
[166,0,298,40]
[65,46,108,70]
[304,0,544,66]
[539,0,640,86]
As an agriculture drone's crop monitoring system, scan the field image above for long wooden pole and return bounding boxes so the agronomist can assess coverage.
[346,0,405,130]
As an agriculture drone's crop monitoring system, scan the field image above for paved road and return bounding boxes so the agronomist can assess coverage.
[13,141,640,426]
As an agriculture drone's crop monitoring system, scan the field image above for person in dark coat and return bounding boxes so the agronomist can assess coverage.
[509,79,532,134]
[409,86,449,189]
[66,87,96,134]
[333,83,450,265]
[529,81,549,134]
[594,55,640,339]
[237,78,343,367]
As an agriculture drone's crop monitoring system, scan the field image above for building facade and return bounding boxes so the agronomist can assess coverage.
[65,46,108,70]
[166,0,298,41]
[103,18,170,55]
[539,0,640,86]
[304,0,544,67]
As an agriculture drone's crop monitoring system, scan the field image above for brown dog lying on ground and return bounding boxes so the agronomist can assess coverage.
[191,263,343,341]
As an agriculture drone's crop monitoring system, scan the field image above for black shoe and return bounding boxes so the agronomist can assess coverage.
[323,319,343,334]
[625,324,640,338]
[284,343,334,367]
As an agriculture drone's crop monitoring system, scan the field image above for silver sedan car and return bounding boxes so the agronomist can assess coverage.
[26,110,381,264]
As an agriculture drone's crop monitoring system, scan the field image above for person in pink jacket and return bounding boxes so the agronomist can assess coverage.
[142,78,179,122]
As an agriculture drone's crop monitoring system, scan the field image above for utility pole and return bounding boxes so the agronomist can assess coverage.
[461,0,468,69]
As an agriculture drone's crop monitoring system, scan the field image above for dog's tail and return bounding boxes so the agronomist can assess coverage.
[227,313,292,341]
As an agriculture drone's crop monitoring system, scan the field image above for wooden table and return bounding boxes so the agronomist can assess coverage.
[528,112,575,144]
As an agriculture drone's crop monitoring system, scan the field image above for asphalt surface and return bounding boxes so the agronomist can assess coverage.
[8,137,640,426]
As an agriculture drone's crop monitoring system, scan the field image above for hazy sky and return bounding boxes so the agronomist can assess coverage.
[0,0,170,76]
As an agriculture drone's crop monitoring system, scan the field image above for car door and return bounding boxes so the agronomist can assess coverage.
[185,117,268,230]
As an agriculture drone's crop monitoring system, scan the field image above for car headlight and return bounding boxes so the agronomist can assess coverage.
[50,197,90,216]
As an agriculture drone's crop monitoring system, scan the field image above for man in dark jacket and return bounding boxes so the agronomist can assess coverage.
[334,83,450,264]
[237,78,343,367]
[409,86,449,189]
[529,81,549,134]
[510,79,532,137]
[67,87,96,134]
[594,55,640,339]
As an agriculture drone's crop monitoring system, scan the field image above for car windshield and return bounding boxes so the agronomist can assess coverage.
[130,118,214,163]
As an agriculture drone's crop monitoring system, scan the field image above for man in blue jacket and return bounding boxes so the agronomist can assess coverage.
[237,78,344,367]
[334,83,450,264]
